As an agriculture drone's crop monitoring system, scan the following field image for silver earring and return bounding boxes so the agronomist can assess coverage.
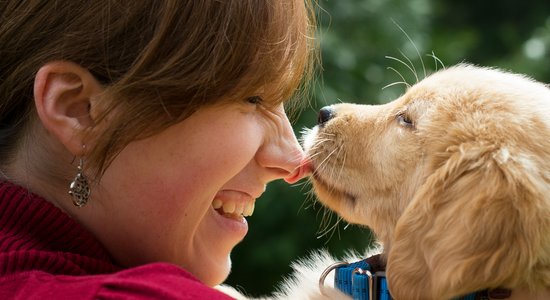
[69,157,90,207]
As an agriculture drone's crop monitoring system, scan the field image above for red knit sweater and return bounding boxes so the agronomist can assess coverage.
[0,181,234,299]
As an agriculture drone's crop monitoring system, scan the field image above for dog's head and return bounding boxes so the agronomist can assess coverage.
[303,64,550,299]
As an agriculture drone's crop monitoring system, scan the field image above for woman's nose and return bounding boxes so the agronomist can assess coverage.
[256,114,309,182]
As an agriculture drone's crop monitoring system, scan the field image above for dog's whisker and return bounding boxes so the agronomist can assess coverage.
[299,190,320,217]
[325,147,338,177]
[298,185,317,212]
[429,52,438,72]
[316,155,339,180]
[306,151,328,161]
[427,51,446,71]
[326,144,345,190]
[310,137,334,145]
[314,132,336,139]
[306,135,335,147]
[317,213,343,243]
[316,208,332,234]
[322,210,333,231]
[306,154,322,162]
[296,187,314,206]
[391,18,426,80]
[335,217,344,240]
[315,146,341,171]
[336,148,347,189]
[385,55,417,84]
[290,180,309,188]
[343,222,351,230]
[382,81,410,90]
[308,141,332,150]
[386,67,411,89]
[388,67,411,87]
[324,219,342,243]
[398,50,419,83]
[316,211,333,237]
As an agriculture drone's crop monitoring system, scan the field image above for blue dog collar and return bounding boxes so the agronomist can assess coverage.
[319,256,508,300]
[319,259,390,300]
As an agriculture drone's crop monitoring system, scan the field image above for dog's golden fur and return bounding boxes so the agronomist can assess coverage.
[299,64,550,299]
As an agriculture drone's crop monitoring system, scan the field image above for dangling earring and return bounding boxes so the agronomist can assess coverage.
[69,157,90,207]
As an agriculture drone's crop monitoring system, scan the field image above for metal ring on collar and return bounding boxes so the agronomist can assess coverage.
[319,261,349,296]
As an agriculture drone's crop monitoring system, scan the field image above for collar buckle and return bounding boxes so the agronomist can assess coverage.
[319,260,391,300]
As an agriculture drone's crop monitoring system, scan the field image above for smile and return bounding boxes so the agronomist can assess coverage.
[211,198,255,219]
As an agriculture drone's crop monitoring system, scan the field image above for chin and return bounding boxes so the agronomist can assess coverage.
[194,255,232,287]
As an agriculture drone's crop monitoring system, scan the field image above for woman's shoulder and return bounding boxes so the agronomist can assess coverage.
[0,262,235,300]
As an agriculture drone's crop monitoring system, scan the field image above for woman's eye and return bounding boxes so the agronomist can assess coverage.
[397,113,414,128]
[246,96,263,105]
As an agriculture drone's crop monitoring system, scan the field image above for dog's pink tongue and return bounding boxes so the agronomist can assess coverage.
[284,159,313,184]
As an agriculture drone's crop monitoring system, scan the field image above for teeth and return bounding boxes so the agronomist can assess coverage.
[222,202,235,214]
[212,199,255,217]
[234,203,244,216]
[243,202,255,217]
[212,199,223,209]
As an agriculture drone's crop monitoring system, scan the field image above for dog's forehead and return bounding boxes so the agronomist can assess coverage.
[412,64,546,97]
[382,64,550,154]
[401,64,550,116]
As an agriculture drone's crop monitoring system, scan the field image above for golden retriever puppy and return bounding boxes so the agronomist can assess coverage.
[299,64,550,299]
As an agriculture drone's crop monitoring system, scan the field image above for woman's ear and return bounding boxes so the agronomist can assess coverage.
[386,142,550,299]
[34,60,103,156]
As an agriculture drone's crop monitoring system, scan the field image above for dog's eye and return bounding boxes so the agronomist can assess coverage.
[397,113,414,128]
[246,96,263,105]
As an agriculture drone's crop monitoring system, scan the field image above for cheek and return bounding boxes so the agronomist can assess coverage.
[343,124,380,169]
[201,129,261,174]
[176,121,261,179]
[375,127,421,181]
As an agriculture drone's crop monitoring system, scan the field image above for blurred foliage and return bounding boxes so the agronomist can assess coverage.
[225,0,550,297]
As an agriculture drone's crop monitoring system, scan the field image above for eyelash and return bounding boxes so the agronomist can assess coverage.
[397,113,414,128]
[246,96,263,105]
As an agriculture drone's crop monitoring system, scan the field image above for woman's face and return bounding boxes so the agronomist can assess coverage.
[83,100,306,286]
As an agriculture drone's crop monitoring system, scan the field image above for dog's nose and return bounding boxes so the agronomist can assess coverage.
[318,106,334,125]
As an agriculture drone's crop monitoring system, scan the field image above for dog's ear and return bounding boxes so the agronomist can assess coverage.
[386,142,550,299]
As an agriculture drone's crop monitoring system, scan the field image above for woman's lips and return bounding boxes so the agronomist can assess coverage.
[210,204,248,238]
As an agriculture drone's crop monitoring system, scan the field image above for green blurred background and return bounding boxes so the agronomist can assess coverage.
[225,0,550,297]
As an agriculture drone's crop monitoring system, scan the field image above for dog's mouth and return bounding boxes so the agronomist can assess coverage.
[311,170,357,205]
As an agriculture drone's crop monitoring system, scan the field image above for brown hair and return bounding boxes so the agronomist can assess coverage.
[0,0,317,176]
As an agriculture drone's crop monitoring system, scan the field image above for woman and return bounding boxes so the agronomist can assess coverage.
[0,1,315,298]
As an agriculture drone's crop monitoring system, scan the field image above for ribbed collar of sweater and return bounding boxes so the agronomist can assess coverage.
[0,181,120,275]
